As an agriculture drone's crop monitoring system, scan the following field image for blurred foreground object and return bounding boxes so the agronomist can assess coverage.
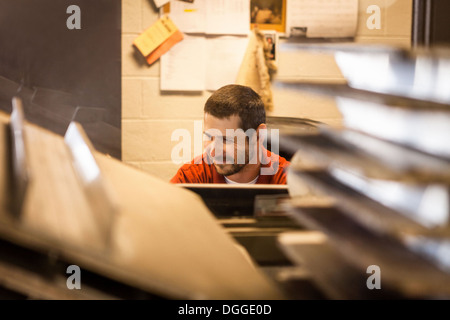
[0,98,284,299]
[275,44,450,299]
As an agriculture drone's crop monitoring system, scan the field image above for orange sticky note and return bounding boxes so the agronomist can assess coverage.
[133,15,180,58]
[146,29,184,65]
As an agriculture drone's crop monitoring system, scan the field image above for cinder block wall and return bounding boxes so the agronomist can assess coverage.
[122,0,412,181]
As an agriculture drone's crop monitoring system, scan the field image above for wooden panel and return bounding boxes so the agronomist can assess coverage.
[0,112,285,299]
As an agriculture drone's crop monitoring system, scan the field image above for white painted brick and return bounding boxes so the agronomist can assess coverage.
[122,34,160,77]
[142,0,161,30]
[276,50,344,80]
[142,78,207,119]
[271,87,343,121]
[385,0,413,37]
[122,78,143,119]
[122,119,198,162]
[122,0,142,33]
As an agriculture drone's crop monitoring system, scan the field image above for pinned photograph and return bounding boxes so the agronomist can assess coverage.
[250,0,286,33]
[263,31,277,62]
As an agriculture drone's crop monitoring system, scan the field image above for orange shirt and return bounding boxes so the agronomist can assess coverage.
[170,150,290,184]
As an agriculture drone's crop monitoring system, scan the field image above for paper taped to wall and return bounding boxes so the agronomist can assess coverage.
[167,0,250,35]
[160,35,207,91]
[160,34,249,91]
[205,36,248,91]
[286,0,358,38]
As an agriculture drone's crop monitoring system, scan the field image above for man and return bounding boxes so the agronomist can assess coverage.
[170,84,289,184]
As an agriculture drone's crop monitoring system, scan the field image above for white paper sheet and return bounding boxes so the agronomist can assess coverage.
[168,0,207,34]
[286,0,358,38]
[160,1,251,91]
[160,34,249,91]
[153,0,170,8]
[168,0,250,35]
[205,0,250,35]
[206,36,249,91]
[160,35,206,91]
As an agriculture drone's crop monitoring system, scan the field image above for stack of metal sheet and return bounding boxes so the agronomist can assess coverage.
[0,98,285,300]
[275,45,450,299]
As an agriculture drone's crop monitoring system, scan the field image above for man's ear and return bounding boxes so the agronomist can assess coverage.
[256,123,267,142]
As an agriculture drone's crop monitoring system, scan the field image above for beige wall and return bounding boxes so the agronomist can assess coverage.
[122,0,412,181]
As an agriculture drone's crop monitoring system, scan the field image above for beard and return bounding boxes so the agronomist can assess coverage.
[214,163,246,176]
[207,142,251,176]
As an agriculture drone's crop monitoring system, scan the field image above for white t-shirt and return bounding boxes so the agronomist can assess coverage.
[224,175,259,184]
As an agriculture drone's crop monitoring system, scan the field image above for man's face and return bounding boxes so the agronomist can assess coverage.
[203,113,252,176]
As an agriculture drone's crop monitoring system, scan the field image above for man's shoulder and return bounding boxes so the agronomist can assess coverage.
[182,154,210,167]
[257,149,290,184]
[267,150,290,167]
[170,154,215,183]
[175,154,211,175]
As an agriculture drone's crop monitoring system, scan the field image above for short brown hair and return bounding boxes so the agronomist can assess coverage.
[204,84,265,132]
